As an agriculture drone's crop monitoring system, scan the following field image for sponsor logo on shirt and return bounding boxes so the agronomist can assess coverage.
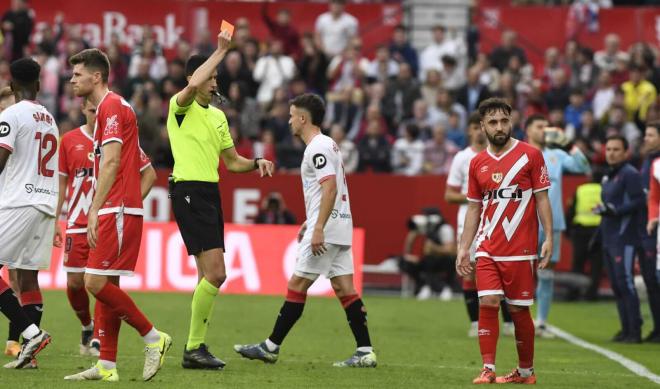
[0,121,10,137]
[330,209,351,219]
[25,184,56,195]
[483,187,524,200]
[312,153,327,169]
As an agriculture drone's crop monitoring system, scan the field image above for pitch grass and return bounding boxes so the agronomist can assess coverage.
[1,291,659,388]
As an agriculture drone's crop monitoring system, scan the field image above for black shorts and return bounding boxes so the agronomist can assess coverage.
[171,181,224,256]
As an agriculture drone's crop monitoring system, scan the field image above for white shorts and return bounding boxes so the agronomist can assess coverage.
[294,240,354,281]
[0,207,55,270]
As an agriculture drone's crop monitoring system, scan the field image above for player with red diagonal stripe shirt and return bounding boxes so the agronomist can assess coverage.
[456,98,553,384]
[53,98,156,359]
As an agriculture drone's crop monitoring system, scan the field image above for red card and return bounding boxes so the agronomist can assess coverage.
[220,20,234,37]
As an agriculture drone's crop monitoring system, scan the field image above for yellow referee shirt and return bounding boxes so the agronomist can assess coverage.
[166,93,235,183]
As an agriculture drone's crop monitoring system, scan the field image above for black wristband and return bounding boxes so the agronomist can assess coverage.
[253,157,263,170]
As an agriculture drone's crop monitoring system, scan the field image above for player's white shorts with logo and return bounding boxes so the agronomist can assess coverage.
[294,239,354,280]
[0,206,55,270]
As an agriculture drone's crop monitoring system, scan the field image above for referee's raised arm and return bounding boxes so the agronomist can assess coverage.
[177,30,232,108]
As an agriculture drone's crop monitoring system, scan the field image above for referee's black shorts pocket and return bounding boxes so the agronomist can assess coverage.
[172,184,224,256]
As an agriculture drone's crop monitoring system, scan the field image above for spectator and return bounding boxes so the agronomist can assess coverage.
[128,38,167,81]
[565,88,591,139]
[253,39,296,105]
[261,4,301,59]
[430,88,467,131]
[610,52,630,86]
[594,33,625,72]
[592,71,616,120]
[439,55,465,93]
[358,118,391,172]
[217,50,257,98]
[545,68,571,111]
[399,99,435,139]
[419,25,463,81]
[263,100,292,144]
[475,52,501,93]
[423,125,458,175]
[107,43,129,93]
[225,81,262,140]
[255,192,297,225]
[159,59,186,98]
[622,65,657,124]
[382,62,421,129]
[314,0,358,58]
[276,135,305,172]
[194,29,215,57]
[392,124,425,176]
[456,66,492,114]
[330,124,359,174]
[489,29,527,72]
[298,33,329,95]
[389,25,418,76]
[572,46,600,91]
[366,45,399,83]
[1,0,34,61]
[420,69,441,108]
[253,129,277,163]
[539,46,568,89]
[606,105,641,152]
[445,111,466,149]
[229,125,254,160]
[124,58,152,100]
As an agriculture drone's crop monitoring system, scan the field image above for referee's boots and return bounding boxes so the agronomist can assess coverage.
[182,343,226,370]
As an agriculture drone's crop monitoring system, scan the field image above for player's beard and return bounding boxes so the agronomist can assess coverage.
[486,130,511,147]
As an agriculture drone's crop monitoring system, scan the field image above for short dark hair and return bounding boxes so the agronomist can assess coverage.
[606,134,629,150]
[524,113,547,130]
[69,49,110,83]
[290,93,325,127]
[647,121,660,135]
[10,58,41,85]
[432,24,446,33]
[468,111,481,127]
[185,54,208,77]
[478,97,512,119]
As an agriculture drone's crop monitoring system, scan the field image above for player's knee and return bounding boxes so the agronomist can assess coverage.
[84,276,105,295]
[67,276,85,291]
[206,270,226,288]
[16,271,39,292]
[507,304,528,313]
[479,295,501,307]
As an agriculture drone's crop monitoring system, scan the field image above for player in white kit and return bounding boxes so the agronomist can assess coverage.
[0,58,55,368]
[234,93,376,368]
[445,112,514,337]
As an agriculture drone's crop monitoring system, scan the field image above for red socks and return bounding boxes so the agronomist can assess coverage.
[510,308,535,369]
[339,294,360,308]
[97,301,121,362]
[66,286,91,327]
[94,282,152,336]
[478,305,500,365]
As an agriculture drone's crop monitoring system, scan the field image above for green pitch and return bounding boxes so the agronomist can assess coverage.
[1,291,658,388]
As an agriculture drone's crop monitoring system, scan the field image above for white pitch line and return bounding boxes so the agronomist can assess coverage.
[547,324,660,385]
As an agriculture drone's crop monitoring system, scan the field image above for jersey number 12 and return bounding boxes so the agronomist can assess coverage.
[34,132,57,177]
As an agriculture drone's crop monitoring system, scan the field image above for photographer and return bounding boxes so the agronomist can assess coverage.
[255,192,297,225]
[399,208,456,299]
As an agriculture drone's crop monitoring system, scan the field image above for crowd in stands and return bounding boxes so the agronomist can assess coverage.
[1,0,659,175]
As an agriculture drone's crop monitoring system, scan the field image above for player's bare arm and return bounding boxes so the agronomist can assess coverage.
[297,221,307,243]
[535,189,553,269]
[456,201,481,277]
[176,30,232,108]
[53,174,67,247]
[220,146,274,177]
[140,165,157,200]
[312,176,338,256]
[444,185,467,204]
[0,147,9,174]
[87,141,122,249]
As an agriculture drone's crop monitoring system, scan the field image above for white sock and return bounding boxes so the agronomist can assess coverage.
[518,367,533,377]
[264,338,279,352]
[357,346,373,353]
[21,324,39,340]
[82,320,94,331]
[99,359,116,370]
[142,327,160,344]
[484,364,495,372]
[471,321,478,327]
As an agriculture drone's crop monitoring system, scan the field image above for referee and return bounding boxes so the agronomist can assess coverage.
[167,29,274,370]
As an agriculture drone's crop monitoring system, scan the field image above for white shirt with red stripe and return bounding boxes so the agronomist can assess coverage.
[300,133,352,245]
[446,145,478,239]
[0,100,59,216]
[60,125,152,233]
[467,139,550,261]
[93,91,145,217]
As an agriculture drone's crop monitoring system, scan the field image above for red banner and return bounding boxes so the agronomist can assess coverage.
[0,0,401,57]
[475,5,660,70]
[13,223,364,296]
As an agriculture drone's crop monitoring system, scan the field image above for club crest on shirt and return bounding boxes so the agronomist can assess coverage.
[88,152,94,162]
[491,172,503,183]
